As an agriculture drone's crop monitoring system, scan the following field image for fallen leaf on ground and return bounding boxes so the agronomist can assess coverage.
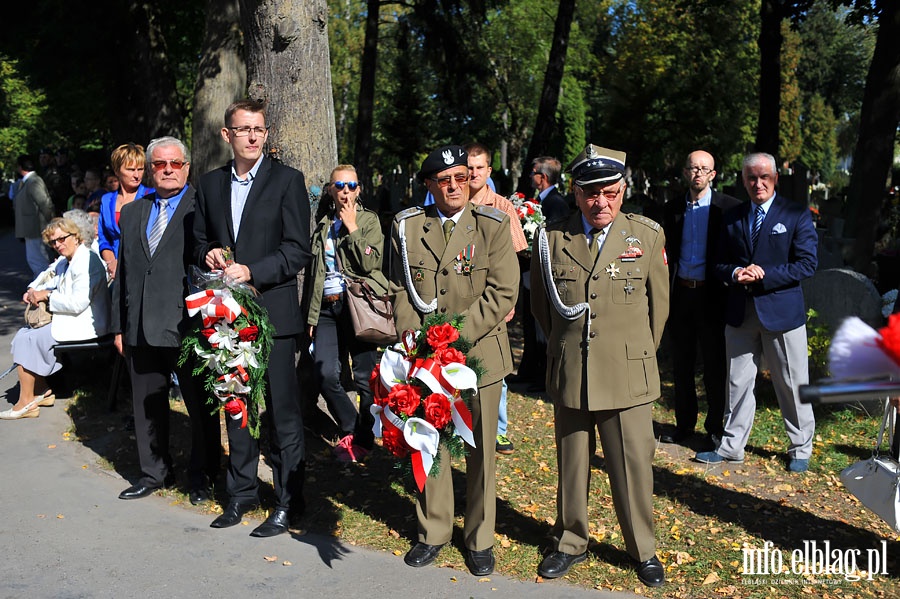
[263,555,277,562]
[702,572,720,585]
[47,444,56,449]
[282,561,292,566]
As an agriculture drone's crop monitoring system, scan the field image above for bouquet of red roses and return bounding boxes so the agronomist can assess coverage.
[510,191,545,251]
[370,314,483,491]
[179,266,273,438]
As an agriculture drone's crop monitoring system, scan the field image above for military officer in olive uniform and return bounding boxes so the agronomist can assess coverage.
[531,144,669,588]
[389,145,519,577]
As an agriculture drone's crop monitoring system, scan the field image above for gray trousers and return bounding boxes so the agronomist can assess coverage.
[718,299,815,461]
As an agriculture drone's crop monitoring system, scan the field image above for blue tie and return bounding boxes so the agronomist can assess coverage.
[751,205,764,250]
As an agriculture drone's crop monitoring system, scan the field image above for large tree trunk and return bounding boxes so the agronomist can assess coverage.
[847,2,900,275]
[192,0,246,177]
[754,0,784,157]
[111,1,184,143]
[239,0,338,192]
[515,0,575,194]
[353,0,380,195]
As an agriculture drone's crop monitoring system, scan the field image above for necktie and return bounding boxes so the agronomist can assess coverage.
[751,205,764,250]
[590,227,603,256]
[442,220,455,245]
[148,198,169,256]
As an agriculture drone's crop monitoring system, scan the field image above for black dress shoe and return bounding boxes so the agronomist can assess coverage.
[538,550,587,578]
[118,483,161,500]
[250,509,290,538]
[465,547,495,576]
[659,429,693,444]
[210,501,256,528]
[635,555,665,587]
[403,542,444,567]
[189,486,211,505]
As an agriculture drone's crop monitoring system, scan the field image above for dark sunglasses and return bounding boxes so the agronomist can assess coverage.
[332,181,359,191]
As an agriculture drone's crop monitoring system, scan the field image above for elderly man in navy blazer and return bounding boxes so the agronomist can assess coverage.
[695,152,817,473]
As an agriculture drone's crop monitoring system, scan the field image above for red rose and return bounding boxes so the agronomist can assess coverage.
[382,424,410,458]
[526,204,535,216]
[426,323,459,351]
[878,314,900,365]
[223,398,243,416]
[371,364,389,406]
[387,383,421,417]
[423,393,452,429]
[237,325,259,342]
[434,346,465,367]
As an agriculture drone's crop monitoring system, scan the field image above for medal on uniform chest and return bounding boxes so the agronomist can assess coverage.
[454,243,476,275]
[606,262,620,279]
[414,269,425,282]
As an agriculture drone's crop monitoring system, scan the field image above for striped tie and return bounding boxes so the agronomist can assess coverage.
[751,205,764,250]
[148,198,169,256]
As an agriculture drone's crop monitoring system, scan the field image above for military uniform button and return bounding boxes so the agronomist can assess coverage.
[590,312,596,319]
[440,289,447,295]
[592,274,600,281]
[440,307,447,313]
[590,293,597,299]
[419,260,425,265]
[442,269,448,276]
[589,331,596,338]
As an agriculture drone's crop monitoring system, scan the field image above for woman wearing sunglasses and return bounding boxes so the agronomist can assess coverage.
[302,165,388,462]
[97,143,154,280]
[2,213,110,420]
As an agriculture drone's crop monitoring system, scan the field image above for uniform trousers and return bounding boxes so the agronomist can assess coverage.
[718,298,815,461]
[416,379,501,551]
[126,345,221,489]
[553,402,656,562]
[225,335,305,510]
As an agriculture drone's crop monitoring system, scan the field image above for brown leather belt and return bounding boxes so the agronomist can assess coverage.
[676,277,705,288]
[322,293,343,304]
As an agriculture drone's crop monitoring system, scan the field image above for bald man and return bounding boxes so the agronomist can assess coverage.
[660,151,739,448]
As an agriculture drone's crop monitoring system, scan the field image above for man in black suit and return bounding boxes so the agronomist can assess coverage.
[660,150,739,447]
[113,136,221,504]
[194,99,312,537]
[514,156,569,392]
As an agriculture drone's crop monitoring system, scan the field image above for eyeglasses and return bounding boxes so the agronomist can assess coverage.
[686,166,714,175]
[429,174,470,188]
[150,160,187,171]
[227,126,269,137]
[332,181,359,191]
[577,184,623,202]
[48,233,73,246]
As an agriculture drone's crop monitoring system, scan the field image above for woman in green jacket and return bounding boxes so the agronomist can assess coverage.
[303,165,388,462]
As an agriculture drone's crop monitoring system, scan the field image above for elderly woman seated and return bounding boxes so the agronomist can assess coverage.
[1,212,110,420]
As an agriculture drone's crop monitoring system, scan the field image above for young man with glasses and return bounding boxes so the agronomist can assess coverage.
[194,99,312,538]
[531,144,669,587]
[661,151,739,449]
[389,145,519,577]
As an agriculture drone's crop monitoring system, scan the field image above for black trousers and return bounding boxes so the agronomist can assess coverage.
[669,284,726,437]
[126,345,221,488]
[225,335,305,510]
[311,298,378,448]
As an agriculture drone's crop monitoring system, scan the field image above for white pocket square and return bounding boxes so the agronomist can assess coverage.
[771,223,787,234]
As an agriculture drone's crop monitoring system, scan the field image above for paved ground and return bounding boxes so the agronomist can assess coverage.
[0,229,639,599]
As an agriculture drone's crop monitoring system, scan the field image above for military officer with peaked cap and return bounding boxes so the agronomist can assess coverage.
[388,144,519,577]
[531,144,669,587]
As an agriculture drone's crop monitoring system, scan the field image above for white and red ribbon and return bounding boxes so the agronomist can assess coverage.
[371,403,439,492]
[186,289,242,327]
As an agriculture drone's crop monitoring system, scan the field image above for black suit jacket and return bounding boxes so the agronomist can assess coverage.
[663,189,739,301]
[112,187,198,348]
[193,157,312,337]
[541,187,569,224]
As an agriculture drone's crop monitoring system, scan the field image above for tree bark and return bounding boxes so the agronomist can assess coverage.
[515,0,575,194]
[847,1,900,275]
[755,0,785,157]
[353,0,380,195]
[111,1,184,144]
[192,0,246,177]
[239,0,338,192]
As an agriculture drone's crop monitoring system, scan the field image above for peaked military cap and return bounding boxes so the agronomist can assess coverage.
[567,144,626,186]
